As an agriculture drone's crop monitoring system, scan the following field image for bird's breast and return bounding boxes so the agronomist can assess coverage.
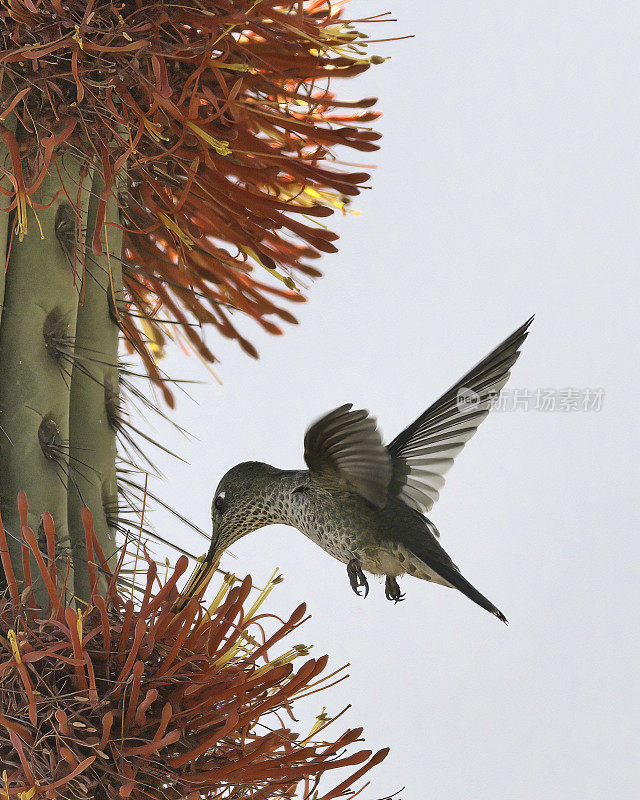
[283,489,408,575]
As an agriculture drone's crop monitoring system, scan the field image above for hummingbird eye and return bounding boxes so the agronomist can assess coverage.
[214,492,226,513]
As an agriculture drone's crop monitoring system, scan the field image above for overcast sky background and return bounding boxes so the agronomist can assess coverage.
[140,3,639,798]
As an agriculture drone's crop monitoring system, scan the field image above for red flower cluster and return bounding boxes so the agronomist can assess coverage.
[0,495,388,798]
[0,1,382,385]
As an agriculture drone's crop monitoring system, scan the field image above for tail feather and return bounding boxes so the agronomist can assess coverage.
[396,504,507,622]
[430,560,508,623]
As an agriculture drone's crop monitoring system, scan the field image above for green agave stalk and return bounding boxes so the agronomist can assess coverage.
[0,155,120,600]
[67,172,124,601]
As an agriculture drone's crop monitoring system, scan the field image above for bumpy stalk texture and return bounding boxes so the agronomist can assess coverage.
[67,172,123,601]
[0,146,121,600]
[0,157,85,598]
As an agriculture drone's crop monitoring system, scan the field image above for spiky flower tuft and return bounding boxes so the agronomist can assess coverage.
[0,0,384,384]
[0,496,388,798]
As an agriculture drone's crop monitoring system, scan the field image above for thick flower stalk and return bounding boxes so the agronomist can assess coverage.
[0,161,121,600]
[0,495,388,799]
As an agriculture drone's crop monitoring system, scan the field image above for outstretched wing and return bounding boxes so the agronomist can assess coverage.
[388,317,533,515]
[304,404,392,508]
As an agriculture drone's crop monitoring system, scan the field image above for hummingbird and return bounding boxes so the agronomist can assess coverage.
[183,318,533,622]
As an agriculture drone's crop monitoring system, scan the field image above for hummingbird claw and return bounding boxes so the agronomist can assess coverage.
[385,575,405,603]
[347,558,369,599]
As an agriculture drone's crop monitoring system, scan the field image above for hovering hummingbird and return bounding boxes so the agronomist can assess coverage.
[184,318,533,622]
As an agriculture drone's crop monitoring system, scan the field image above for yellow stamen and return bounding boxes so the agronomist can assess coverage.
[117,13,133,41]
[243,568,280,623]
[250,644,311,679]
[204,567,233,618]
[242,247,299,292]
[139,317,165,359]
[27,198,44,240]
[158,211,194,249]
[211,61,255,73]
[142,118,170,143]
[73,25,84,50]
[13,186,27,242]
[301,708,329,745]
[186,122,231,156]
[214,638,245,667]
[8,629,21,664]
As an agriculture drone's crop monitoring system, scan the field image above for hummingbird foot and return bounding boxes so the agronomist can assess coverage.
[385,575,405,603]
[347,558,369,598]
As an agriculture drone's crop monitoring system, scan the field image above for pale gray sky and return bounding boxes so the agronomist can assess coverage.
[141,3,639,798]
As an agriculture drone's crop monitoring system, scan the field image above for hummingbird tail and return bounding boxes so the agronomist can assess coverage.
[431,561,508,623]
[405,539,508,623]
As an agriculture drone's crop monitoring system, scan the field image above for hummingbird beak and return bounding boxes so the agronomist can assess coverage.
[172,550,221,612]
[209,532,224,566]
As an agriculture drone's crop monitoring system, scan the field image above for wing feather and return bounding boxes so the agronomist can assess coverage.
[304,403,391,508]
[388,317,533,515]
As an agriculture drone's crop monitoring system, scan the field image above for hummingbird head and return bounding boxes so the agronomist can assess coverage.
[210,461,285,558]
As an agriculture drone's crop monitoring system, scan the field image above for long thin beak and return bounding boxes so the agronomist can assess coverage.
[172,550,221,612]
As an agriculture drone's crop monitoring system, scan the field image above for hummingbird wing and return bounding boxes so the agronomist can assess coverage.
[387,317,533,515]
[304,403,392,508]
